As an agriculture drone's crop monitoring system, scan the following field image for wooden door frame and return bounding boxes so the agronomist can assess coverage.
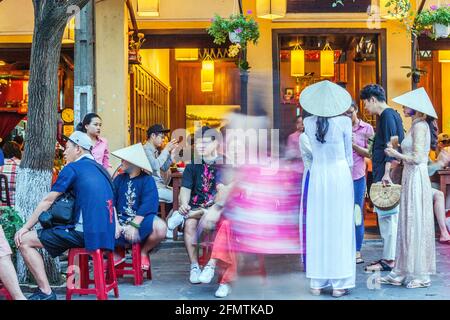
[272,28,387,130]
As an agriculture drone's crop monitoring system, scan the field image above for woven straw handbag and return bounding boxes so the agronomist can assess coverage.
[369,182,402,211]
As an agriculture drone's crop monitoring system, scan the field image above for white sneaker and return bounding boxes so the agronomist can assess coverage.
[198,265,215,284]
[190,265,202,284]
[215,283,231,298]
[168,211,185,230]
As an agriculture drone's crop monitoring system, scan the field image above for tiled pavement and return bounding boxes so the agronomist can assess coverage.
[59,239,450,300]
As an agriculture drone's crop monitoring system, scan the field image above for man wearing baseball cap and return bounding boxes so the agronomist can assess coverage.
[14,131,116,300]
[143,124,178,203]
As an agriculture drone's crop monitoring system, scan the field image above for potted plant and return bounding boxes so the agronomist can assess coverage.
[401,66,427,84]
[416,5,450,39]
[0,207,24,265]
[207,12,259,72]
[128,32,146,64]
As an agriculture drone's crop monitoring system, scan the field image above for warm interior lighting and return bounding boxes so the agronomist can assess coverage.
[256,0,287,20]
[291,44,305,77]
[439,50,450,63]
[175,48,199,61]
[201,56,214,92]
[62,17,75,44]
[320,43,335,77]
[137,0,160,17]
[0,60,6,66]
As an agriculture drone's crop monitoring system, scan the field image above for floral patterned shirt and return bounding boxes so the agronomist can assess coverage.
[181,161,221,208]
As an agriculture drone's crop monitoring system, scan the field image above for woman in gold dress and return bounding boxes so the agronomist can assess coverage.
[381,88,437,289]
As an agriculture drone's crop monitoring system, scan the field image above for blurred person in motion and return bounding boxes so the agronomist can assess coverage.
[300,80,355,298]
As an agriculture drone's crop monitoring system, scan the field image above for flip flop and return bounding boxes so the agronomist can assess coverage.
[438,239,450,245]
[141,254,150,271]
[113,248,126,266]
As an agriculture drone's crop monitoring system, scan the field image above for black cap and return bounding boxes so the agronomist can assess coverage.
[147,124,170,138]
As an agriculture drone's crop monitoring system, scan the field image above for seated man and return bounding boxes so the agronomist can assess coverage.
[111,144,167,270]
[14,131,115,300]
[167,126,223,284]
[0,225,26,300]
[143,124,178,203]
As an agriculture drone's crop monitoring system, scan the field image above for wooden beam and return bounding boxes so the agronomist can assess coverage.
[125,0,139,35]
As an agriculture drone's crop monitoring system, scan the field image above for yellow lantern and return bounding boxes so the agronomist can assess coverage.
[256,0,287,20]
[175,49,199,61]
[137,0,160,17]
[439,50,450,63]
[201,56,214,92]
[320,43,335,77]
[291,44,305,77]
[62,17,75,44]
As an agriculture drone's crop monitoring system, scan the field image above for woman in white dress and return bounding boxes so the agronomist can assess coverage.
[300,80,356,298]
[381,88,437,288]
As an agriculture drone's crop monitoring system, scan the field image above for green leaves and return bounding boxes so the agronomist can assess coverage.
[207,13,260,48]
[0,207,23,252]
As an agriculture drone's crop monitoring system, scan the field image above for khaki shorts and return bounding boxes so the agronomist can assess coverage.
[0,225,12,258]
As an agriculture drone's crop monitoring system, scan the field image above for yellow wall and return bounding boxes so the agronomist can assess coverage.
[442,63,450,134]
[0,0,34,36]
[95,0,129,168]
[139,49,170,87]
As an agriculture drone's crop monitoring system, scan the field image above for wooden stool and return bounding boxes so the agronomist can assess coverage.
[115,243,152,286]
[66,248,119,300]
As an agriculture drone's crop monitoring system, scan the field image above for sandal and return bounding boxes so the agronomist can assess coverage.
[332,289,350,298]
[438,239,450,245]
[378,275,403,286]
[310,288,321,296]
[113,248,126,266]
[406,280,430,289]
[356,253,364,264]
[141,254,150,271]
[364,260,393,273]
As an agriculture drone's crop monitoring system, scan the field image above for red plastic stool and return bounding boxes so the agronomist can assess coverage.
[115,243,152,286]
[198,233,213,267]
[0,281,12,300]
[66,248,119,300]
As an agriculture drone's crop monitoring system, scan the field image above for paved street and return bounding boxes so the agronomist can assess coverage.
[58,239,450,300]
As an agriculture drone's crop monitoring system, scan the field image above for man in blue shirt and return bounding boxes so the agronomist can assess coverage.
[360,84,404,273]
[14,131,115,300]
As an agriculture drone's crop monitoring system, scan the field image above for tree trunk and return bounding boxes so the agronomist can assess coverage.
[15,0,90,285]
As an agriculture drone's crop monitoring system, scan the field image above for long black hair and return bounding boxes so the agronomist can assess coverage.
[76,113,102,133]
[315,117,329,144]
[427,117,438,151]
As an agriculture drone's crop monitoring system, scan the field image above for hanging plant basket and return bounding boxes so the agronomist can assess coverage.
[433,23,450,38]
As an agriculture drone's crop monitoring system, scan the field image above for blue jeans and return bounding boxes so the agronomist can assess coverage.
[354,176,366,252]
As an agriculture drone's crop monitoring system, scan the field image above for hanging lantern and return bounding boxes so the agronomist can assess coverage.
[201,56,214,92]
[320,43,335,77]
[62,17,75,44]
[256,0,287,20]
[137,0,160,17]
[291,44,305,77]
[439,50,450,63]
[175,49,199,61]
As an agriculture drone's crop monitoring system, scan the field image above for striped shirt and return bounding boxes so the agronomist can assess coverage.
[0,157,20,207]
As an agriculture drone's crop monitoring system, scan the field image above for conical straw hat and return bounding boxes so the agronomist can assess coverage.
[299,80,352,117]
[111,143,152,173]
[392,87,437,118]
